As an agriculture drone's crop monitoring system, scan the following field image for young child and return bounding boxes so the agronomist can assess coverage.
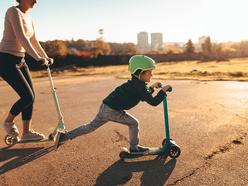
[55,55,172,154]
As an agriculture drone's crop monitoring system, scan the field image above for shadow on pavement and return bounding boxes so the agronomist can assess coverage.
[0,145,54,175]
[95,155,176,186]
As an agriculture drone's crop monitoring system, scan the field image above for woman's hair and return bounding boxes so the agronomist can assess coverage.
[16,0,21,3]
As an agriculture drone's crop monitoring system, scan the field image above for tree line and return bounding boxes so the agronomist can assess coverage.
[40,39,139,58]
[39,37,248,59]
[24,37,248,70]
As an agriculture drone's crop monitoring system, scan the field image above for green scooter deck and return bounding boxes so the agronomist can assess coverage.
[4,135,55,146]
[17,138,54,143]
[119,141,178,159]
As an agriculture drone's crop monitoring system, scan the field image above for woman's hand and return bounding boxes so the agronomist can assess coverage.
[46,58,54,65]
[38,57,54,66]
[38,58,46,65]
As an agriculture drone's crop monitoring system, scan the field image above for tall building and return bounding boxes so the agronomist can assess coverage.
[137,32,150,52]
[151,33,163,51]
[198,36,208,45]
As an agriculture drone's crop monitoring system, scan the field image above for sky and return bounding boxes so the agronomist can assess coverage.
[0,0,248,44]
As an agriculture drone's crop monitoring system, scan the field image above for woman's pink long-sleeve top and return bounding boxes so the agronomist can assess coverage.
[0,6,48,61]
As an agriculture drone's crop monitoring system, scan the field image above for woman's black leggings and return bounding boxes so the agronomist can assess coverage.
[0,52,35,120]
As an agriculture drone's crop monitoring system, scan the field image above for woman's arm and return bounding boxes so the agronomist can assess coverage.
[8,8,41,61]
[29,18,48,58]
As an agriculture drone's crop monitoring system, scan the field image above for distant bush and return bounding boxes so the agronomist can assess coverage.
[222,47,236,52]
[229,71,244,77]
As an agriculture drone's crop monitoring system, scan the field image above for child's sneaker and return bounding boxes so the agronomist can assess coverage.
[130,146,150,154]
[55,132,69,151]
[21,129,45,142]
[3,121,19,137]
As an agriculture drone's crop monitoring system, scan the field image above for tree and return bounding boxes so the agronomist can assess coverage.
[102,42,111,55]
[221,47,236,52]
[144,50,160,54]
[122,43,140,55]
[164,44,183,54]
[201,36,212,53]
[109,43,127,55]
[91,38,111,58]
[185,39,195,53]
[67,39,88,51]
[45,40,69,57]
[231,40,248,51]
[211,41,222,53]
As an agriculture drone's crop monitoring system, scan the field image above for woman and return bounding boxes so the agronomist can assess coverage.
[0,0,53,141]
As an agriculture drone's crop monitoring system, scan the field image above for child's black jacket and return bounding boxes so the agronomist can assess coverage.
[103,77,166,111]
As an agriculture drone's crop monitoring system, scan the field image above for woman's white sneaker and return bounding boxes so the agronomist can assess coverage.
[21,129,45,142]
[3,121,19,137]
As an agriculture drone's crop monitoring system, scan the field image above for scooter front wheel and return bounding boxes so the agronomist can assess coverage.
[49,133,55,140]
[162,138,170,146]
[168,145,181,159]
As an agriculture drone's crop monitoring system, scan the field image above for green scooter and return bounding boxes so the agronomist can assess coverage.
[4,62,66,146]
[119,85,181,159]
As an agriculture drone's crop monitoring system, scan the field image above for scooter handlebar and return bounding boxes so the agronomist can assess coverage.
[45,59,52,67]
[38,59,51,68]
[158,84,172,92]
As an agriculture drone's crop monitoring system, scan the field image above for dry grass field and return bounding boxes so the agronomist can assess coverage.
[2,58,247,81]
[153,58,248,81]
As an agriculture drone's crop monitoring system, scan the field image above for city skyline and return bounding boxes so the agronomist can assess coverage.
[0,0,248,44]
[137,32,164,52]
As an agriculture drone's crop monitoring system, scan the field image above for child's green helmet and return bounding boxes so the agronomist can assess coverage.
[128,55,156,74]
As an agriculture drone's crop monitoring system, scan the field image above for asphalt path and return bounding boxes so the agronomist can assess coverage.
[0,74,248,185]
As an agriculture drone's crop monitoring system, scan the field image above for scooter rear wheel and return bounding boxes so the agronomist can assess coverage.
[119,151,128,160]
[4,135,17,146]
[168,145,181,158]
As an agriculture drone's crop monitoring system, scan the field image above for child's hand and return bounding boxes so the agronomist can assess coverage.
[150,82,161,89]
[162,84,172,92]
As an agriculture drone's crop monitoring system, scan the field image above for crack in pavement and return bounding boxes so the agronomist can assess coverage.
[206,132,247,160]
[112,129,129,143]
[167,168,200,186]
[111,128,247,185]
[168,132,247,185]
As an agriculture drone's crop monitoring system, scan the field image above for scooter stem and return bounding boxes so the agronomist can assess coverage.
[163,97,170,142]
[46,64,65,131]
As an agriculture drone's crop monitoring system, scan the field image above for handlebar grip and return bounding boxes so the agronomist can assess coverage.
[158,84,172,92]
[45,59,50,67]
[38,59,50,67]
[167,87,172,92]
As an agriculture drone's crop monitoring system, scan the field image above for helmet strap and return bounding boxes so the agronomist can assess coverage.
[133,70,144,80]
[133,74,140,80]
